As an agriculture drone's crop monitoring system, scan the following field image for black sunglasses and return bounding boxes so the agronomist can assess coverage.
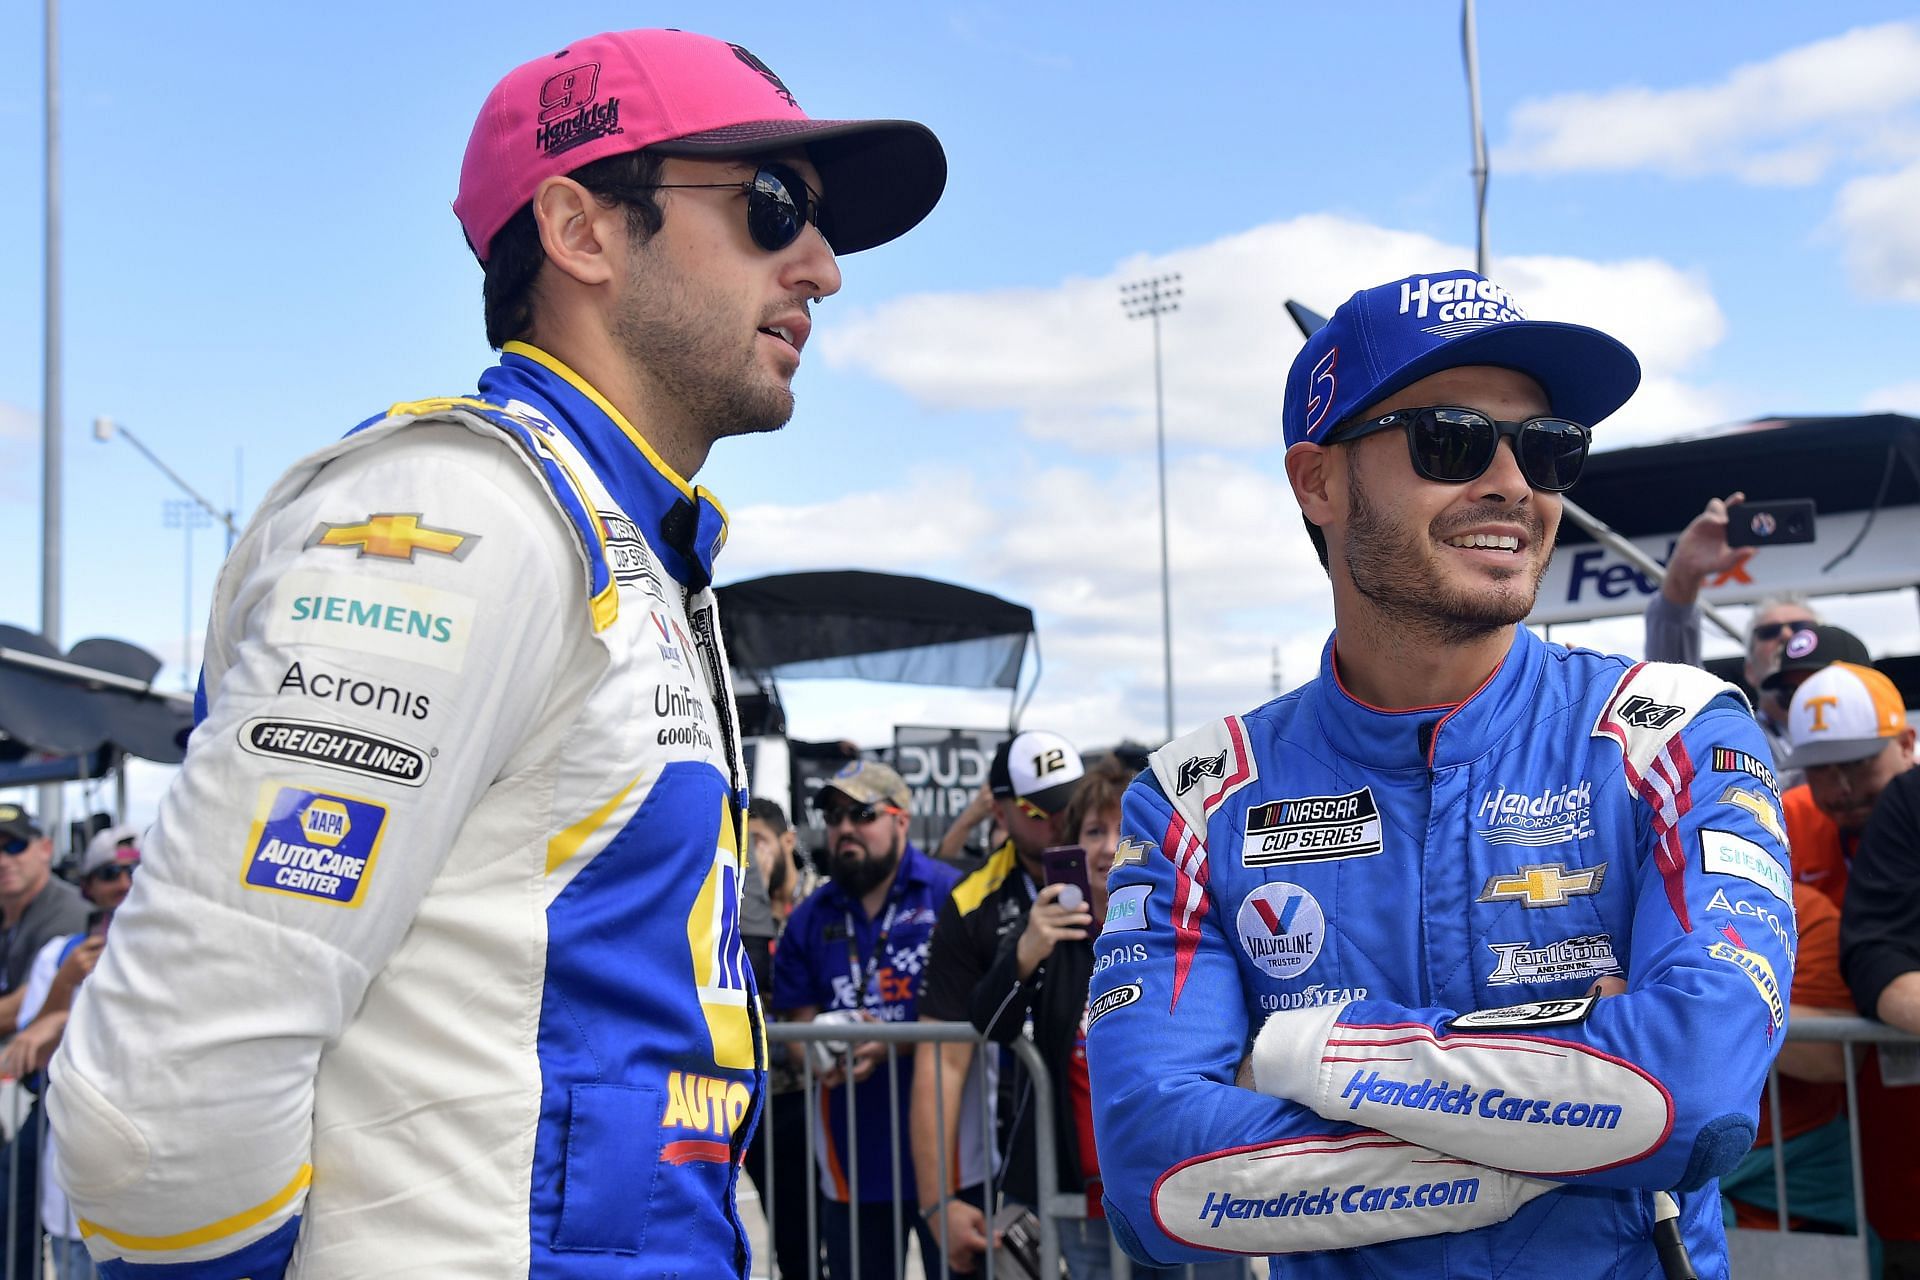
[818,802,894,828]
[1330,405,1592,493]
[1,838,33,856]
[87,862,138,883]
[1750,619,1817,643]
[655,162,826,253]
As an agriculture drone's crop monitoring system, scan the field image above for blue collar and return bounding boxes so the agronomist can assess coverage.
[1308,626,1548,772]
[478,344,730,589]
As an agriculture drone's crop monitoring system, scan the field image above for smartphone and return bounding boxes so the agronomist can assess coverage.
[1726,498,1816,547]
[85,908,113,939]
[1040,845,1092,911]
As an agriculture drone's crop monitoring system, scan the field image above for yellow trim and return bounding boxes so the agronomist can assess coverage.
[503,342,695,501]
[79,1164,312,1251]
[949,841,1018,917]
[386,394,497,419]
[547,771,645,875]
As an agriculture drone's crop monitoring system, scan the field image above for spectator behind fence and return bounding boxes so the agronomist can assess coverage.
[1642,492,1820,787]
[0,803,90,1278]
[1839,760,1920,1280]
[0,824,141,1280]
[970,755,1242,1280]
[741,797,813,1280]
[1089,269,1793,1277]
[45,26,946,1278]
[1782,665,1920,1273]
[913,730,1085,1276]
[773,761,959,1280]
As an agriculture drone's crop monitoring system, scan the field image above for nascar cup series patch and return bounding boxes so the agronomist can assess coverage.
[241,783,388,907]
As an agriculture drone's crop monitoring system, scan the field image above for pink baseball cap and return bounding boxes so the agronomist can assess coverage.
[455,29,946,264]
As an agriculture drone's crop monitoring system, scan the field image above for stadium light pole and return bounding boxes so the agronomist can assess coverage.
[1120,273,1182,742]
[40,0,64,837]
[95,417,240,553]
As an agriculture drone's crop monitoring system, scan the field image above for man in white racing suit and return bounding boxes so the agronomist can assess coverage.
[47,28,944,1279]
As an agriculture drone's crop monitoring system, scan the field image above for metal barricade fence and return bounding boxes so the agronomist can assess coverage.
[0,1018,1909,1278]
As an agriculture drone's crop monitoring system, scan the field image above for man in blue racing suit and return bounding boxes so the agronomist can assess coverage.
[1086,270,1794,1279]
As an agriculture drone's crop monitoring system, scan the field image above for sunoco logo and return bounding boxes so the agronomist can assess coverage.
[1476,780,1593,847]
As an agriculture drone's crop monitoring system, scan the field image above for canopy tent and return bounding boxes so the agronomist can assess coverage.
[715,570,1040,733]
[0,626,195,786]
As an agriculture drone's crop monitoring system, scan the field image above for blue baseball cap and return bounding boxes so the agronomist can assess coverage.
[1282,270,1641,448]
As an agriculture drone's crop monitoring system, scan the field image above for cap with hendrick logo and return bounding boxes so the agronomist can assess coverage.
[815,759,911,813]
[989,730,1086,816]
[81,823,142,877]
[0,804,42,844]
[455,28,946,264]
[1785,662,1910,768]
[1760,623,1870,692]
[1282,269,1641,447]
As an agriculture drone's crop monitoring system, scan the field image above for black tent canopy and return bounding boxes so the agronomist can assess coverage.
[715,571,1039,731]
[0,627,194,784]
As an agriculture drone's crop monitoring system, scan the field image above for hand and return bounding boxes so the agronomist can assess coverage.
[55,936,105,988]
[1588,975,1628,998]
[922,1197,996,1273]
[1015,883,1093,978]
[0,1018,61,1080]
[1661,492,1755,604]
[817,1013,888,1088]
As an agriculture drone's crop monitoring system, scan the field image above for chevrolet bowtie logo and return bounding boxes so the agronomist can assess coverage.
[307,514,477,562]
[1478,862,1607,908]
[1717,786,1787,846]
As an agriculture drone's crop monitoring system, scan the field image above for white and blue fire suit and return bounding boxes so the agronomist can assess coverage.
[49,343,761,1278]
[1086,628,1794,1278]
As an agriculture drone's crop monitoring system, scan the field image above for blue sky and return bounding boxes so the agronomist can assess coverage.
[6,3,1920,819]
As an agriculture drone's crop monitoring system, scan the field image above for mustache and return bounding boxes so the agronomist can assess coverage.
[1431,504,1547,542]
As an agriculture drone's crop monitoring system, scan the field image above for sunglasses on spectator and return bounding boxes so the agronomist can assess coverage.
[1012,796,1052,822]
[655,162,825,253]
[87,863,139,883]
[1328,405,1592,493]
[819,802,898,828]
[1750,620,1817,643]
[1,838,35,856]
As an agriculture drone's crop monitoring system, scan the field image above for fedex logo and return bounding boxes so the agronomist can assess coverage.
[1564,543,1753,603]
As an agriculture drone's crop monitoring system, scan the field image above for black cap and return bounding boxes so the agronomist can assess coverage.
[0,803,43,843]
[1761,624,1871,691]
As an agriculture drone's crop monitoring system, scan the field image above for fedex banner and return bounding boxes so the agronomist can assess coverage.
[1530,505,1920,625]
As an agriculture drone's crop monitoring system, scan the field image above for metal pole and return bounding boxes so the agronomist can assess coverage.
[39,0,64,841]
[1121,274,1183,742]
[1462,0,1491,276]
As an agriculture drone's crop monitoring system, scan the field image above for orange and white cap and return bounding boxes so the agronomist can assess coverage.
[1785,661,1909,768]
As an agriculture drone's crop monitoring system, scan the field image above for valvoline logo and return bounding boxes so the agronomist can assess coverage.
[1235,883,1325,980]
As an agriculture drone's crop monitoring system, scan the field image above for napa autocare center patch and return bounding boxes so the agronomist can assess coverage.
[241,783,389,907]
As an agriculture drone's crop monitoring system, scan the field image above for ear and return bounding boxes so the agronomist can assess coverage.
[1285,442,1341,529]
[531,176,622,287]
[1898,726,1917,761]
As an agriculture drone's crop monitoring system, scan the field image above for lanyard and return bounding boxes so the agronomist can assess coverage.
[842,895,903,1014]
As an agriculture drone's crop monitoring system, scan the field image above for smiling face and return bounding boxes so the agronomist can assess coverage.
[611,151,841,448]
[1329,366,1561,643]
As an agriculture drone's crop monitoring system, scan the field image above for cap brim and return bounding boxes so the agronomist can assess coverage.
[1024,779,1079,816]
[1786,736,1893,768]
[651,118,946,254]
[1355,320,1641,429]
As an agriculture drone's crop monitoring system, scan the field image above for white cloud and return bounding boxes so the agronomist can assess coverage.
[1831,159,1920,301]
[0,402,34,440]
[1498,21,1920,184]
[824,214,1731,452]
[1860,378,1920,415]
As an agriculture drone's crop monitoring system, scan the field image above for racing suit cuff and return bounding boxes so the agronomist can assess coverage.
[1247,1000,1350,1105]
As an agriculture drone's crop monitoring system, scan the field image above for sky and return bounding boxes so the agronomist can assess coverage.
[5,3,1920,826]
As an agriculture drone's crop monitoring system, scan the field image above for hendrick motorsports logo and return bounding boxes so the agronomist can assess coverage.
[1476,780,1594,847]
[1242,788,1382,866]
[1195,1178,1481,1228]
[1340,1069,1624,1130]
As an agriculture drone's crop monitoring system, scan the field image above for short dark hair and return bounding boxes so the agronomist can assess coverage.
[481,149,668,350]
[747,796,790,835]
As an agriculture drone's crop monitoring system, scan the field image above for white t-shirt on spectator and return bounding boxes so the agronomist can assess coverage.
[18,933,83,1240]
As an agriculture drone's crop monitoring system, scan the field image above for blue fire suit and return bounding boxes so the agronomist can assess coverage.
[1086,627,1794,1278]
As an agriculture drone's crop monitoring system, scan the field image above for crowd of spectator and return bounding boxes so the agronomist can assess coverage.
[2,494,1919,1279]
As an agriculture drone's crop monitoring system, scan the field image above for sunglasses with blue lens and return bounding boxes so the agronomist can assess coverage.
[655,162,826,254]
